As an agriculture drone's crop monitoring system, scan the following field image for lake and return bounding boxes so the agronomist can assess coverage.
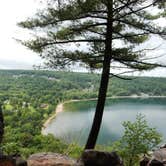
[43,98,166,145]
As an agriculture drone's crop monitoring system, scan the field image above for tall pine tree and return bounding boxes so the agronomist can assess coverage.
[18,0,166,149]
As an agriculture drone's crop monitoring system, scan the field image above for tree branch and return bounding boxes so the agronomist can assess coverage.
[112,31,150,40]
[133,44,162,53]
[71,22,107,32]
[113,0,138,15]
[110,71,136,80]
[24,39,105,50]
[140,54,165,61]
[115,19,164,35]
[118,59,166,68]
[19,13,107,29]
[115,0,159,20]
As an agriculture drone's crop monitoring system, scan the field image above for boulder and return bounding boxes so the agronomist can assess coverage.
[80,150,123,166]
[27,152,77,166]
[0,155,15,166]
[140,156,150,166]
[160,145,166,149]
[148,148,166,166]
[12,154,27,166]
[149,159,164,166]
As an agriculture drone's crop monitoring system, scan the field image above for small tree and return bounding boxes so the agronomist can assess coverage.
[119,114,162,166]
[18,0,166,149]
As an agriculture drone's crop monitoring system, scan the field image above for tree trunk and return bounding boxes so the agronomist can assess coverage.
[129,158,133,166]
[0,104,4,144]
[85,1,113,149]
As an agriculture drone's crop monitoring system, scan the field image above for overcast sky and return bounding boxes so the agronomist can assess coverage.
[0,0,42,70]
[0,0,166,76]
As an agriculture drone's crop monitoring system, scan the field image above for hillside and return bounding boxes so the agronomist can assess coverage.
[0,69,166,158]
[0,70,166,103]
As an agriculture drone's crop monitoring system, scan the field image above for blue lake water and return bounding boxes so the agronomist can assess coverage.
[44,98,166,145]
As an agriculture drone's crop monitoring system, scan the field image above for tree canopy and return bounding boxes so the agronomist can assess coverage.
[19,0,166,72]
[18,0,166,149]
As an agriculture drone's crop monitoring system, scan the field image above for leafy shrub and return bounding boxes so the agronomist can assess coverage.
[110,114,162,166]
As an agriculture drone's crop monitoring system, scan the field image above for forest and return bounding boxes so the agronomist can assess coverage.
[0,69,166,158]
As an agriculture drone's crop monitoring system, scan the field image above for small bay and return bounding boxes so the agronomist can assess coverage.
[44,98,166,145]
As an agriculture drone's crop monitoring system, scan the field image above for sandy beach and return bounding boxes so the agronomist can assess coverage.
[56,103,64,114]
[41,100,78,133]
[41,96,166,134]
[42,102,64,130]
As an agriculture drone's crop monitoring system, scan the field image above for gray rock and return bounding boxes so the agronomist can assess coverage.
[140,156,150,166]
[160,145,166,149]
[12,155,27,166]
[80,150,123,166]
[27,152,77,166]
[148,148,166,166]
[149,159,164,166]
[0,155,15,166]
[151,148,166,163]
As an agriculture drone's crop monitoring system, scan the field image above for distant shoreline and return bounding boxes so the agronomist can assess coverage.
[41,96,166,134]
[41,100,79,134]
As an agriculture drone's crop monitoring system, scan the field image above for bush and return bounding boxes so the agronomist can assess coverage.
[112,114,162,166]
[64,143,83,158]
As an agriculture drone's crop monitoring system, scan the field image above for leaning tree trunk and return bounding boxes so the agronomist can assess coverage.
[0,104,4,144]
[85,1,113,149]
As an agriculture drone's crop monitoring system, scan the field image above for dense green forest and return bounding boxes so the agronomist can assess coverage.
[0,69,166,158]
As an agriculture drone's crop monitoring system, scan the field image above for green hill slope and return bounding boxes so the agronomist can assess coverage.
[0,69,166,158]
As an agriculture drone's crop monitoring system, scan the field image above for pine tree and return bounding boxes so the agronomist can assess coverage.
[18,0,166,149]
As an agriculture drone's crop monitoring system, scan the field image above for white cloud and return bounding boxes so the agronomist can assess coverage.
[0,1,166,76]
[0,59,34,70]
[0,0,43,69]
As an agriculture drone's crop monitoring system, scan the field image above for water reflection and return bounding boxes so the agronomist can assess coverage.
[44,98,166,145]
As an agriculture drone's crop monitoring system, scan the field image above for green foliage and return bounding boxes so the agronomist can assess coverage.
[0,70,165,158]
[2,142,20,155]
[64,143,83,158]
[32,134,68,153]
[114,114,162,166]
[18,0,166,71]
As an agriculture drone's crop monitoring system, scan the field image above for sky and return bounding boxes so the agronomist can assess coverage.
[0,0,42,69]
[0,0,166,76]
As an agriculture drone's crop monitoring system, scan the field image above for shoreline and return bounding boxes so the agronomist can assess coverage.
[41,95,166,133]
[41,100,80,134]
[42,102,64,130]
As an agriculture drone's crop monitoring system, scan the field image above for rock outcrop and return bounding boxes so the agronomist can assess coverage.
[80,150,123,166]
[27,153,77,166]
[0,155,15,166]
[140,156,150,166]
[147,146,166,166]
[149,159,164,166]
[13,154,27,166]
[0,155,27,166]
[27,150,123,166]
[139,145,166,166]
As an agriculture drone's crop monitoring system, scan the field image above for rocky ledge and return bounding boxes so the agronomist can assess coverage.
[27,150,123,166]
[2,148,166,166]
[140,146,166,166]
[28,152,76,166]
